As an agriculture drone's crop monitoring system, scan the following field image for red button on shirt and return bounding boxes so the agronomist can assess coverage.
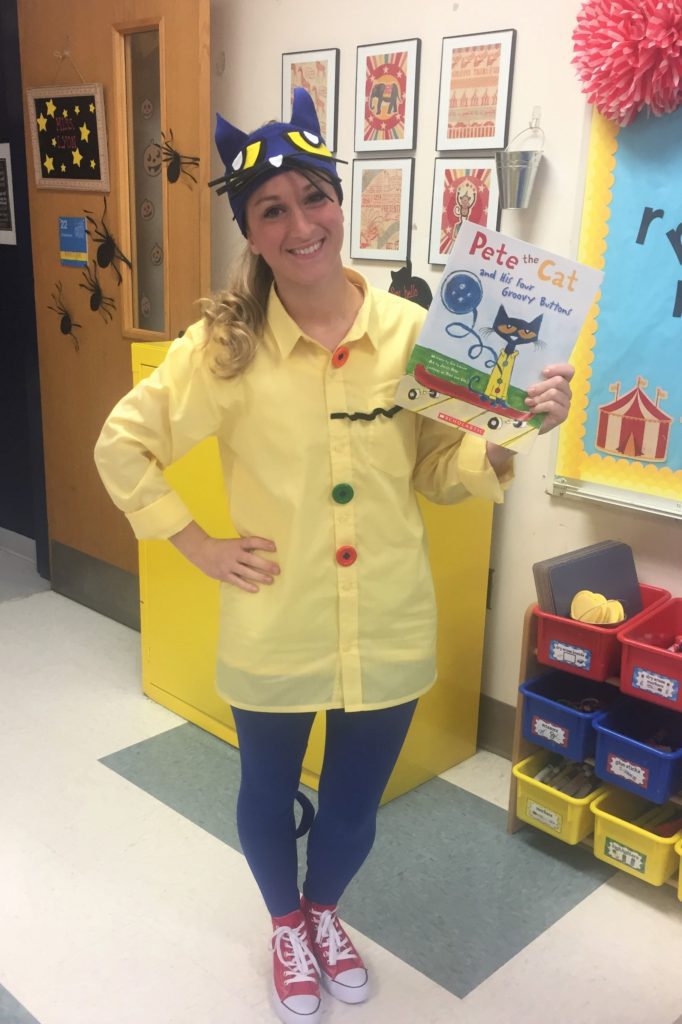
[332,345,350,368]
[336,545,357,567]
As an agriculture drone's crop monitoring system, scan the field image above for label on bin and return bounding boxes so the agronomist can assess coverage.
[548,640,591,671]
[631,666,679,703]
[526,799,562,832]
[531,715,569,748]
[604,837,646,874]
[606,753,649,789]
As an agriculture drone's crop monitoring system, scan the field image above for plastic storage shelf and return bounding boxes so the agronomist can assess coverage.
[520,671,619,761]
[593,700,682,804]
[512,749,608,845]
[618,597,682,712]
[591,788,682,886]
[534,584,670,681]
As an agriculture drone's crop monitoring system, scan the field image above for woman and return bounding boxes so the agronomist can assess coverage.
[95,88,573,1024]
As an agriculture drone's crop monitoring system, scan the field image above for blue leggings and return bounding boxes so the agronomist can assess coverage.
[231,700,417,917]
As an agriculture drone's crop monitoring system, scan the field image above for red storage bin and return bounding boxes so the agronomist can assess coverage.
[535,584,670,682]
[619,598,682,711]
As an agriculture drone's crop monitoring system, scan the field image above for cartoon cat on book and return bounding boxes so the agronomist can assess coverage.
[473,305,545,406]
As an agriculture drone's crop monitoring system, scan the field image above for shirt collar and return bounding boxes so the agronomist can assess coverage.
[265,267,380,358]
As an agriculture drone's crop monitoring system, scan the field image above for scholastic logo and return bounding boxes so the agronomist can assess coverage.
[437,412,484,434]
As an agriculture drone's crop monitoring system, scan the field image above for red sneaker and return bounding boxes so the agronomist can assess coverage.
[270,909,322,1024]
[301,897,369,1004]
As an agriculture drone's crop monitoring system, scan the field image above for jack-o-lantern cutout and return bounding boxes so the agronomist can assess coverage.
[143,142,162,177]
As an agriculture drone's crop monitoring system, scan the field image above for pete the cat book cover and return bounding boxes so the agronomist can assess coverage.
[395,220,603,452]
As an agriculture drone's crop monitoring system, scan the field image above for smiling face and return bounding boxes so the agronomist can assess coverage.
[244,170,344,292]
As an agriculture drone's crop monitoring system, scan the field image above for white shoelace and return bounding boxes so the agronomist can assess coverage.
[311,909,355,968]
[271,921,321,984]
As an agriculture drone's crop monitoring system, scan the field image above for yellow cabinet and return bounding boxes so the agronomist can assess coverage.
[134,341,493,802]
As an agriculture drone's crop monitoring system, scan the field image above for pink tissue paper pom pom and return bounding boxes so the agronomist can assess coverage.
[572,0,682,125]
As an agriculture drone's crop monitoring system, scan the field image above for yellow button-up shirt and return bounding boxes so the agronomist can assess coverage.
[95,269,511,713]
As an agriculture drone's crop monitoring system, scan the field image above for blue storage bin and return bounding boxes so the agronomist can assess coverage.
[593,701,682,804]
[520,672,618,760]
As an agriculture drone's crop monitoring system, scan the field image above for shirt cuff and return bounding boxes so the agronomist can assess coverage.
[125,491,194,540]
[457,433,514,504]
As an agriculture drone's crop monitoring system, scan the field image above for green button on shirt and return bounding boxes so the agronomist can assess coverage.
[94,269,512,713]
[332,483,354,504]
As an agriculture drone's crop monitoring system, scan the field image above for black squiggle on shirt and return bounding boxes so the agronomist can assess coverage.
[329,406,403,421]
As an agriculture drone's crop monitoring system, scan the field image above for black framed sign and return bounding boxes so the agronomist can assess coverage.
[0,143,17,245]
[26,83,110,192]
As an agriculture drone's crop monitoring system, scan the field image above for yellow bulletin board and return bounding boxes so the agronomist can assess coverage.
[553,109,682,518]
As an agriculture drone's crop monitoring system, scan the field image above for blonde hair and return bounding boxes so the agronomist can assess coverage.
[201,248,273,379]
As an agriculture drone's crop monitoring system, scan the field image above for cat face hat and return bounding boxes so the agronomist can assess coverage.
[209,88,344,236]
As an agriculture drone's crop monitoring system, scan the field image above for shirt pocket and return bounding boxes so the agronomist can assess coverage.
[364,381,416,478]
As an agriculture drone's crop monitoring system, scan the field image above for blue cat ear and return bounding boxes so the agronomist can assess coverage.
[530,314,544,333]
[215,112,248,169]
[291,87,321,136]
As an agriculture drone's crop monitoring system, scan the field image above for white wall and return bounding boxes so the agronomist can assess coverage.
[210,0,682,707]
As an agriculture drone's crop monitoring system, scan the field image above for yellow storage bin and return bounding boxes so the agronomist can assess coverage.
[591,789,682,886]
[512,750,608,845]
[676,837,682,902]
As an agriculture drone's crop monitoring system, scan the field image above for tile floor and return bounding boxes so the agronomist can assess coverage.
[1,538,681,1024]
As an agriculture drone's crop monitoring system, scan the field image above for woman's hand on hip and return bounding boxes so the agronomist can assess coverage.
[197,536,280,592]
[169,522,279,592]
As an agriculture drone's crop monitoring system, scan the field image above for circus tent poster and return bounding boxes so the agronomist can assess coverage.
[555,108,682,508]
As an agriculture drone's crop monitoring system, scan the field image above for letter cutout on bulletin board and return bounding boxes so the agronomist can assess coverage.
[554,108,682,517]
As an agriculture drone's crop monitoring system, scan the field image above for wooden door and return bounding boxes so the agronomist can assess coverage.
[17,0,210,614]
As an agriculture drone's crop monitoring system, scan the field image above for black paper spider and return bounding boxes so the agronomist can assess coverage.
[160,129,200,184]
[84,196,132,285]
[79,261,116,323]
[47,282,81,352]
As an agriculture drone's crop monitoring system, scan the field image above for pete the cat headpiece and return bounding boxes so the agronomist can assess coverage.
[209,87,344,236]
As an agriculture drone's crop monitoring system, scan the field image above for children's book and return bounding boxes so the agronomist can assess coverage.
[395,220,603,452]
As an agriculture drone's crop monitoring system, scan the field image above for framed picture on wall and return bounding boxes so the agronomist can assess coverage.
[436,30,516,151]
[26,83,110,191]
[0,143,17,245]
[281,48,340,151]
[428,157,499,265]
[354,38,420,152]
[350,157,413,261]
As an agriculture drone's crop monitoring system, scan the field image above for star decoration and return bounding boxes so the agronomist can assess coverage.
[75,105,80,114]
[46,99,56,118]
[61,164,66,173]
[62,108,68,118]
[51,137,57,147]
[43,154,54,174]
[79,123,91,143]
[72,148,83,167]
[89,102,95,113]
[90,159,96,169]
[37,113,47,132]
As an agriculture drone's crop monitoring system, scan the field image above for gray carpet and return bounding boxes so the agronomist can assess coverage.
[0,986,41,1024]
[101,722,613,998]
